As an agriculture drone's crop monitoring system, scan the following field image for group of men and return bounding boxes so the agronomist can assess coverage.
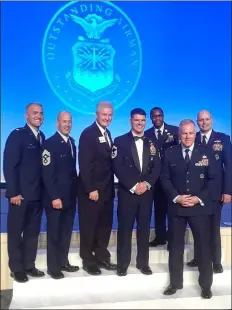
[3,101,231,300]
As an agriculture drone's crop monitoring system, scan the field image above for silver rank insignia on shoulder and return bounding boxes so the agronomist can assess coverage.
[111,145,117,159]
[42,149,51,166]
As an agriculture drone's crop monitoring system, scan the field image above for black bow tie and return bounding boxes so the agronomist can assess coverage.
[134,135,145,141]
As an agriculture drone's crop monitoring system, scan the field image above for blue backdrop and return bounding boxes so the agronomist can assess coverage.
[1,0,231,182]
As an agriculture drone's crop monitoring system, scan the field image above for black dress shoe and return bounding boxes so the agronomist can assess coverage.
[136,266,152,275]
[117,267,127,276]
[83,265,101,275]
[25,267,45,277]
[61,263,79,272]
[187,259,198,267]
[98,261,117,270]
[201,288,212,299]
[47,270,64,279]
[10,271,29,283]
[213,263,223,273]
[163,284,183,295]
[149,239,166,247]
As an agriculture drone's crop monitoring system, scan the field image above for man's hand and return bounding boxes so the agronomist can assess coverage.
[176,195,200,207]
[89,190,99,201]
[10,195,24,206]
[52,199,62,209]
[221,194,231,204]
[135,182,147,195]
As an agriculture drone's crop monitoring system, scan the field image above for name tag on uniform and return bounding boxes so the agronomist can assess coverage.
[99,136,106,143]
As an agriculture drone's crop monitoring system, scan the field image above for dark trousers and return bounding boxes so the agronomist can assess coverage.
[7,200,42,272]
[153,180,168,242]
[194,202,223,264]
[117,190,153,269]
[78,194,114,267]
[45,202,76,273]
[169,215,213,289]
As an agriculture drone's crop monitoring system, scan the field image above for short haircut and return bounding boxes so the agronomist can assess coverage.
[96,101,113,112]
[179,119,196,131]
[57,111,72,121]
[150,106,164,116]
[130,108,146,118]
[25,102,43,111]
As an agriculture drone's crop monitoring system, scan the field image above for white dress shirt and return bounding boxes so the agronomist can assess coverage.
[200,129,212,145]
[57,131,73,157]
[96,121,111,146]
[154,123,164,139]
[27,123,39,138]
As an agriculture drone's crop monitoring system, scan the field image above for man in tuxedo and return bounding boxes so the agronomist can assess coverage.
[161,119,215,299]
[145,107,179,246]
[3,103,45,283]
[187,110,231,273]
[112,108,161,276]
[78,101,116,275]
[42,112,79,279]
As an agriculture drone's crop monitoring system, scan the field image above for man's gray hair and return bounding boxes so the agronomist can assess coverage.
[96,101,114,112]
[179,119,196,132]
[25,102,43,111]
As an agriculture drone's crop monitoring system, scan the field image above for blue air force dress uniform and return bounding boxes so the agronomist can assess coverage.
[160,144,215,295]
[3,124,45,274]
[112,132,161,273]
[189,130,232,269]
[41,131,78,276]
[145,123,179,244]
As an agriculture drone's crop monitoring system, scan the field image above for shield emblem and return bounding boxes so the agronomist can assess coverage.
[72,41,115,93]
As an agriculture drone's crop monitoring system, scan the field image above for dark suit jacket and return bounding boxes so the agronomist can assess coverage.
[145,122,179,159]
[196,130,232,199]
[112,132,161,194]
[41,132,77,206]
[160,144,216,216]
[78,122,114,201]
[3,124,45,201]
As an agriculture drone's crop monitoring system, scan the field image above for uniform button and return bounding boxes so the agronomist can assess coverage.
[187,189,190,191]
[187,180,189,183]
[187,172,189,175]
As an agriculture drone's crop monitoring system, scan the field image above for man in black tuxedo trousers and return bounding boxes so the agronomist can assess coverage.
[112,108,161,276]
[78,101,116,275]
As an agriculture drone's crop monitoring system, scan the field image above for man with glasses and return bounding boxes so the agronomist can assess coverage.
[145,107,179,247]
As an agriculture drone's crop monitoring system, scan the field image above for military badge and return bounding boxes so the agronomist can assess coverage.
[213,143,223,151]
[42,149,51,166]
[200,174,204,179]
[215,154,220,160]
[111,145,117,159]
[195,155,208,166]
[165,134,174,143]
[149,141,156,155]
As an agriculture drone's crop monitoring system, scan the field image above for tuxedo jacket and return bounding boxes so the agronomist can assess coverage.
[112,132,161,194]
[78,122,114,201]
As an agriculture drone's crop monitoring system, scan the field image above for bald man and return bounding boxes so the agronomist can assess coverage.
[42,112,79,279]
[187,110,231,273]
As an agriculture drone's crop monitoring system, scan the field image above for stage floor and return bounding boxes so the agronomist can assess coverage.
[1,189,231,233]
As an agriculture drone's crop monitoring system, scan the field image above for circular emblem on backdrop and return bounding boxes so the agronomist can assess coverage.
[42,1,142,114]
